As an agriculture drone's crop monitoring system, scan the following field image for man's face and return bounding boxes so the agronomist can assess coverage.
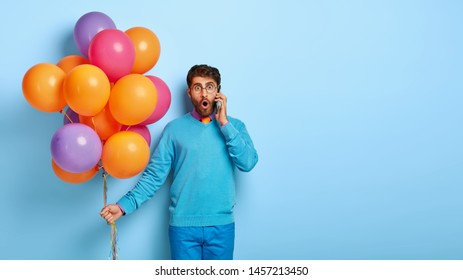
[188,76,218,117]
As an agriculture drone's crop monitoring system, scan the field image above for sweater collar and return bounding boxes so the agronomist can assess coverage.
[191,110,215,122]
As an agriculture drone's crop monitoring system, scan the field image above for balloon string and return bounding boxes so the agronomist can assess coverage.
[111,223,118,260]
[91,117,98,135]
[103,169,108,206]
[102,168,118,260]
[62,109,73,123]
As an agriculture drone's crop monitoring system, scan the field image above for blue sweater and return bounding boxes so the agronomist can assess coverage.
[117,113,258,227]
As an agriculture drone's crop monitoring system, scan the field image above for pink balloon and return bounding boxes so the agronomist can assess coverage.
[139,76,171,125]
[88,29,135,82]
[121,125,151,147]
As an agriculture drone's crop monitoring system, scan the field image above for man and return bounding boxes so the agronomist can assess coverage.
[100,64,258,260]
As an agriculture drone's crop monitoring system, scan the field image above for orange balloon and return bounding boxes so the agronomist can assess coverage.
[63,64,111,116]
[80,105,122,141]
[22,63,66,113]
[101,131,150,179]
[125,27,161,74]
[52,160,98,184]
[57,55,89,74]
[109,74,157,125]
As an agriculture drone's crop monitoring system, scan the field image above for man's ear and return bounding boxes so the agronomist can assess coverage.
[187,88,192,98]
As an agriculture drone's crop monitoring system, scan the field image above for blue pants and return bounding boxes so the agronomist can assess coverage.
[169,223,235,260]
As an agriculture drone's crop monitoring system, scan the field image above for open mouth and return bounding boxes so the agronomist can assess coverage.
[201,99,210,109]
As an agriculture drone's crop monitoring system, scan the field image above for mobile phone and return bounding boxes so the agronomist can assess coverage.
[215,85,222,113]
[215,100,222,113]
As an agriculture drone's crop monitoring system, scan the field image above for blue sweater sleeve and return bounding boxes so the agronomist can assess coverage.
[220,120,258,172]
[117,129,173,215]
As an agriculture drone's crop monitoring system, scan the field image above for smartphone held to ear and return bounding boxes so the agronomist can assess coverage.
[215,100,222,112]
[215,85,222,113]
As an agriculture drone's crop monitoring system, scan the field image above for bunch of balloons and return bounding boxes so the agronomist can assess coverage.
[22,11,171,183]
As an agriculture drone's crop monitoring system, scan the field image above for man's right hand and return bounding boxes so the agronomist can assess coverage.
[100,204,123,224]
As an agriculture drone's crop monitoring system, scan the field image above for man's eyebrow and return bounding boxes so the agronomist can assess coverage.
[192,82,215,86]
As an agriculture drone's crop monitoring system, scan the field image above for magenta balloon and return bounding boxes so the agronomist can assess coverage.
[74,11,116,57]
[63,107,80,125]
[121,125,151,147]
[51,123,102,173]
[139,75,171,125]
[88,29,135,82]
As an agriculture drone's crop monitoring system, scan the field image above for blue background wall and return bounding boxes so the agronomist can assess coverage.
[1,0,462,260]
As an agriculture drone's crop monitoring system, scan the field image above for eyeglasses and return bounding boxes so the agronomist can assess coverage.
[190,83,218,94]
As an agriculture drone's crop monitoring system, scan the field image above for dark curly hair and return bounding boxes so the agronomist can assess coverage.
[186,64,221,88]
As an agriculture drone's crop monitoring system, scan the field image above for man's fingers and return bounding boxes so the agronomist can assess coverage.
[100,205,120,224]
[102,212,113,223]
[102,211,112,219]
[100,207,109,216]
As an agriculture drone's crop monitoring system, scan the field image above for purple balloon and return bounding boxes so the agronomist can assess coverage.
[74,11,116,57]
[63,107,80,125]
[51,123,102,173]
